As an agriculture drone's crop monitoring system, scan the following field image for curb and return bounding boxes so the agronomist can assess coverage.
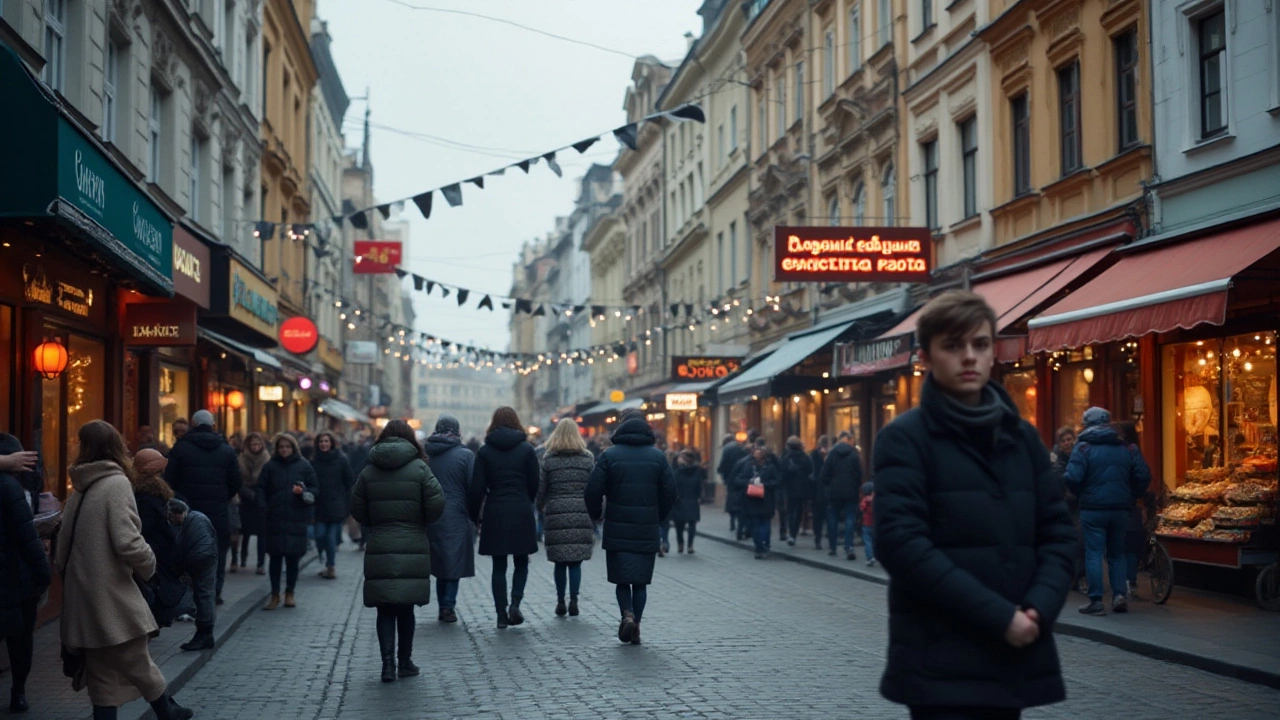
[696,529,1280,691]
[123,555,319,720]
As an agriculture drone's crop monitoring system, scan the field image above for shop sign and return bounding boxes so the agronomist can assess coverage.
[773,226,931,284]
[228,258,278,336]
[666,393,699,411]
[123,302,197,346]
[318,337,345,373]
[671,356,742,380]
[172,226,210,308]
[7,258,108,326]
[837,334,913,376]
[279,316,319,354]
[353,241,402,274]
[258,385,285,402]
[24,266,94,318]
[346,341,378,364]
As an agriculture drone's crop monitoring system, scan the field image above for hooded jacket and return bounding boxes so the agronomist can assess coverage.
[350,437,445,607]
[423,433,476,580]
[669,461,706,524]
[468,426,540,557]
[175,508,218,572]
[164,426,242,539]
[256,435,318,557]
[732,455,782,518]
[310,443,357,523]
[781,447,815,500]
[1063,425,1152,512]
[0,468,51,636]
[585,418,677,554]
[237,433,271,536]
[821,441,864,502]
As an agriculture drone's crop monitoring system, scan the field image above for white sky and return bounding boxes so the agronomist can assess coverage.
[319,0,703,351]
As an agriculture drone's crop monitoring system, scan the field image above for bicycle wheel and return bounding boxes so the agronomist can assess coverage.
[1148,538,1173,604]
[1257,563,1279,612]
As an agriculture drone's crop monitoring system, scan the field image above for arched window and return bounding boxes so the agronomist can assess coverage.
[852,183,866,225]
[827,195,841,226]
[881,164,896,227]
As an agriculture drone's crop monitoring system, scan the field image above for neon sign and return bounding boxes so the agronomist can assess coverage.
[773,226,932,283]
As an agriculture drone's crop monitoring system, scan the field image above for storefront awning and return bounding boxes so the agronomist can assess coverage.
[319,398,373,426]
[716,320,856,405]
[1028,219,1280,352]
[579,397,643,421]
[200,329,284,370]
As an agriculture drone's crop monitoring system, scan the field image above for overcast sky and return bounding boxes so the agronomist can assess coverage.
[318,0,703,351]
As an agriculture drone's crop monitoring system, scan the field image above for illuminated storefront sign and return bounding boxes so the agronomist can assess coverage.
[666,393,699,411]
[836,334,913,377]
[228,257,279,335]
[773,226,932,284]
[353,241,403,274]
[123,302,198,346]
[671,356,742,380]
[258,385,285,402]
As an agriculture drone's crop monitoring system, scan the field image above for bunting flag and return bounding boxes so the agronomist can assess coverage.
[412,191,433,219]
[456,289,470,306]
[591,305,605,318]
[544,152,562,178]
[572,137,599,154]
[394,268,407,279]
[684,303,694,317]
[412,274,425,291]
[253,221,275,240]
[670,304,680,317]
[502,301,512,310]
[478,295,494,311]
[516,159,531,173]
[666,104,707,123]
[350,211,369,230]
[467,176,485,189]
[377,204,392,220]
[425,280,435,294]
[440,183,463,208]
[533,304,546,317]
[515,299,533,314]
[330,215,345,227]
[612,124,639,151]
[441,286,451,298]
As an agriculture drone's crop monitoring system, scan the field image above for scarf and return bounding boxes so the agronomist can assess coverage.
[239,448,270,487]
[925,375,1017,452]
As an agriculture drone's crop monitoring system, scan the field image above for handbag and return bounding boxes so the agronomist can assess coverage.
[59,485,90,688]
[746,482,765,499]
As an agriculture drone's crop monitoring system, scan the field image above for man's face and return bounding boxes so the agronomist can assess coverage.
[752,449,766,464]
[1058,433,1076,455]
[172,422,188,439]
[921,321,995,403]
[168,511,186,526]
[277,441,294,458]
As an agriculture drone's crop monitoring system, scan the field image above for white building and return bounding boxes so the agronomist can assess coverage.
[414,364,510,444]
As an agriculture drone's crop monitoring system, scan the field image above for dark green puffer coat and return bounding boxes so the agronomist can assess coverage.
[350,438,445,607]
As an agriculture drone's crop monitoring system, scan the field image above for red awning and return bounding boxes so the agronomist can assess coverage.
[1028,219,1280,352]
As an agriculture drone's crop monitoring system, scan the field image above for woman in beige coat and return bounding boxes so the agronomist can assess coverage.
[56,420,194,720]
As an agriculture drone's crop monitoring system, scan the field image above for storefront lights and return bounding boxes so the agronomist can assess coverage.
[33,339,68,379]
[226,390,245,409]
[299,377,312,390]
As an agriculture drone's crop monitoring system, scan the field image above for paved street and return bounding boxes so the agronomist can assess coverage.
[159,539,1280,720]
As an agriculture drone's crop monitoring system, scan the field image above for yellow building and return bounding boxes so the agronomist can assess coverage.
[260,0,318,321]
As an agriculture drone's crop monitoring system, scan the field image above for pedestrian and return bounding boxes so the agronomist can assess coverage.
[0,434,51,715]
[780,437,814,547]
[299,432,316,462]
[468,406,540,629]
[873,290,1076,719]
[349,419,446,683]
[228,432,243,454]
[1114,421,1154,598]
[733,446,781,559]
[1050,426,1086,594]
[235,433,270,575]
[820,430,863,560]
[56,420,193,720]
[256,434,317,611]
[536,418,595,618]
[1063,407,1152,616]
[858,482,876,567]
[133,426,170,457]
[809,435,831,550]
[163,409,242,605]
[423,414,476,623]
[346,435,373,549]
[166,499,218,651]
[669,449,704,554]
[717,434,747,536]
[131,449,185,630]
[586,409,677,645]
[310,432,355,580]
[171,418,189,443]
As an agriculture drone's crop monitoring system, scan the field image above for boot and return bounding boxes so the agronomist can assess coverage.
[507,598,524,626]
[180,625,215,651]
[150,695,194,720]
[439,608,458,623]
[397,632,419,678]
[284,591,296,608]
[687,545,695,555]
[92,707,117,720]
[381,652,397,683]
[263,593,280,611]
[617,610,636,643]
[377,619,397,682]
[10,688,28,714]
[678,541,685,554]
[555,598,567,616]
[630,621,642,645]
[568,595,579,616]
[496,610,509,629]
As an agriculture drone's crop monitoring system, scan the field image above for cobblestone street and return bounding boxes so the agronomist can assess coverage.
[158,537,1280,720]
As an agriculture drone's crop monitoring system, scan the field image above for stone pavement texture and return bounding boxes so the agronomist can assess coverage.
[104,534,1280,719]
[696,508,1280,689]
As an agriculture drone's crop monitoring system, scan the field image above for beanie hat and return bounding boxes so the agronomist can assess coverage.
[134,448,168,477]
[166,498,189,515]
[192,409,215,428]
[861,482,874,496]
[434,413,462,437]
[1082,406,1112,428]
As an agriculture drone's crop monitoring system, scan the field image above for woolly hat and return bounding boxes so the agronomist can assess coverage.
[134,448,168,477]
[192,409,215,428]
[434,413,461,437]
[861,482,875,496]
[1082,406,1112,428]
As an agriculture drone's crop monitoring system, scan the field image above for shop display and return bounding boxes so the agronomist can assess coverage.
[1159,502,1216,524]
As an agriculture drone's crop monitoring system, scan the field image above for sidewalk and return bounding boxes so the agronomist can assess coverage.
[696,507,1280,690]
[15,550,317,720]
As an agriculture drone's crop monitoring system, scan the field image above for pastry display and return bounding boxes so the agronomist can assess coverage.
[1211,505,1262,527]
[1155,520,1206,539]
[1203,529,1252,543]
[1222,482,1278,504]
[1184,467,1231,484]
[1159,503,1217,524]
[1241,456,1278,474]
[1171,480,1232,501]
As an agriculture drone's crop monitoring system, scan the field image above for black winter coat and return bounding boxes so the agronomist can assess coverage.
[0,472,51,636]
[256,439,318,557]
[134,475,177,571]
[669,465,705,524]
[424,434,476,580]
[821,442,864,502]
[164,427,242,540]
[809,448,829,507]
[469,427,540,557]
[718,442,748,513]
[872,377,1075,709]
[175,510,218,572]
[585,418,677,554]
[732,460,782,518]
[310,448,356,523]
[781,450,815,500]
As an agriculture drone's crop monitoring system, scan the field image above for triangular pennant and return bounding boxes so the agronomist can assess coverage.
[670,304,680,318]
[330,215,345,227]
[573,305,585,314]
[666,104,706,123]
[612,123,639,151]
[412,191,433,219]
[350,211,369,230]
[515,299,533,314]
[532,304,546,317]
[501,301,512,310]
[441,286,451,298]
[467,176,485,189]
[456,289,470,306]
[572,137,599,154]
[377,204,392,220]
[412,274,425,291]
[478,295,494,311]
[394,268,407,279]
[516,159,531,173]
[543,152,562,178]
[591,305,606,318]
[425,281,435,295]
[440,183,463,207]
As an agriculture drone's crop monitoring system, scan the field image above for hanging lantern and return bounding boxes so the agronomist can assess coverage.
[225,390,245,410]
[33,339,68,379]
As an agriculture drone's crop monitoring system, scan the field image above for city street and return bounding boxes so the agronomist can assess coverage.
[163,538,1280,720]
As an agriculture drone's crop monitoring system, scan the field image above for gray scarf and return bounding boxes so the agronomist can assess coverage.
[926,376,1018,451]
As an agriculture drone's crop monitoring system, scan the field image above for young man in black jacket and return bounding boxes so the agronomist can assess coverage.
[873,290,1076,720]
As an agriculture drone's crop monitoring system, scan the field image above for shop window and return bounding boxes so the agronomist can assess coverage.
[42,330,105,497]
[763,398,783,451]
[1197,9,1227,139]
[832,404,862,452]
[1004,366,1039,430]
[159,363,190,448]
[0,305,12,434]
[1051,348,1096,433]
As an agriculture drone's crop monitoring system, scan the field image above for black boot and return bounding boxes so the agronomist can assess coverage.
[568,595,579,616]
[92,707,117,720]
[381,652,397,683]
[555,598,567,616]
[376,615,397,682]
[150,695,194,720]
[9,688,28,714]
[507,596,524,626]
[180,625,215,651]
[397,619,419,678]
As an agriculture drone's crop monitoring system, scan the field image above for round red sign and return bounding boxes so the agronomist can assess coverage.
[279,316,319,354]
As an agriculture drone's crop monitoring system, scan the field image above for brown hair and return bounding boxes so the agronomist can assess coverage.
[487,406,524,435]
[915,290,998,354]
[1054,426,1077,444]
[74,419,135,481]
[377,419,424,456]
[315,431,339,451]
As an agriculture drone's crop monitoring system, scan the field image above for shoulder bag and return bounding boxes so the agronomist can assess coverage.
[59,485,90,688]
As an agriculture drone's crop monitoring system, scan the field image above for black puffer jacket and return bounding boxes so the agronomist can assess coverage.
[809,448,829,507]
[585,418,677,554]
[781,449,815,500]
[256,436,318,557]
[164,427,242,539]
[0,471,51,636]
[310,447,356,523]
[821,442,864,502]
[872,376,1075,709]
[469,426,540,557]
[718,441,748,513]
[669,464,705,524]
[175,510,218,572]
[732,458,782,518]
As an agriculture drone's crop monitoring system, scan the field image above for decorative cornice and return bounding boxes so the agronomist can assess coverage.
[991,25,1035,76]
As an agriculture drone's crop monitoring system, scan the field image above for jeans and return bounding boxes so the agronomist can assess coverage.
[535,508,544,541]
[827,501,858,553]
[910,706,1021,720]
[615,583,648,622]
[788,499,814,540]
[674,521,696,547]
[776,493,789,541]
[315,521,342,567]
[659,520,671,548]
[188,562,217,628]
[862,527,876,563]
[751,515,772,553]
[491,555,529,612]
[268,553,301,595]
[214,535,229,598]
[241,534,267,568]
[554,562,582,598]
[812,502,826,546]
[1126,552,1139,586]
[436,579,459,609]
[1080,509,1129,601]
[375,603,415,659]
[2,598,37,693]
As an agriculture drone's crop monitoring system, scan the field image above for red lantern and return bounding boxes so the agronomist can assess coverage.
[33,340,68,380]
[225,390,245,410]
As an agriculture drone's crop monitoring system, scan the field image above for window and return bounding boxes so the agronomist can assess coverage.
[743,214,753,285]
[921,0,933,31]
[261,41,271,115]
[853,183,866,224]
[881,164,896,226]
[776,74,787,138]
[1114,29,1139,150]
[103,39,119,143]
[823,31,835,97]
[795,62,805,120]
[922,140,938,230]
[717,124,725,166]
[1198,10,1227,138]
[43,0,66,92]
[190,131,203,222]
[717,232,725,293]
[223,0,236,63]
[960,116,978,218]
[758,96,767,153]
[222,163,235,237]
[730,106,738,151]
[850,4,862,73]
[729,221,738,286]
[1011,93,1031,195]
[827,195,840,226]
[878,0,891,47]
[149,87,164,182]
[1058,61,1082,174]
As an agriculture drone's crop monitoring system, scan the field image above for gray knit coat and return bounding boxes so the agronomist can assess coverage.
[536,450,596,564]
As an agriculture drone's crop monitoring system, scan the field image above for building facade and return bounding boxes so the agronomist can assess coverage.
[413,364,510,444]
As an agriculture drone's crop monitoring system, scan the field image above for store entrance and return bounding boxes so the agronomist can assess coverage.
[39,326,105,498]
